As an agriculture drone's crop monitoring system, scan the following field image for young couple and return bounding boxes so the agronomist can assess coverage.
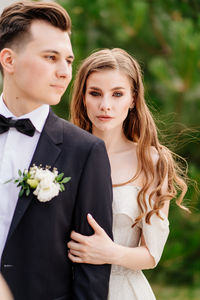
[0,1,188,300]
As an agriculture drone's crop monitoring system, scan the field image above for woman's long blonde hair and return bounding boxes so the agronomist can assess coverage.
[70,48,189,224]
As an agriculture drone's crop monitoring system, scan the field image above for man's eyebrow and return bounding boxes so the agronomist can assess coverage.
[41,50,59,54]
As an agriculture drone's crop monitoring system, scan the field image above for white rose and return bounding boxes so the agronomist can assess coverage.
[34,168,56,182]
[33,178,60,202]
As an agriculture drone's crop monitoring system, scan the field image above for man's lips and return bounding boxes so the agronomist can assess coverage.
[50,84,66,90]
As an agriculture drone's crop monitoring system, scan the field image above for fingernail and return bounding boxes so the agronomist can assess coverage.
[88,213,93,218]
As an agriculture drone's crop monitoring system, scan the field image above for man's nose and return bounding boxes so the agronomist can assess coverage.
[56,61,71,79]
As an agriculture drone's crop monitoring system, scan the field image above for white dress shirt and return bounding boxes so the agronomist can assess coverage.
[0,95,49,263]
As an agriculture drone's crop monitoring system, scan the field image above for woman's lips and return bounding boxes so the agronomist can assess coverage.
[97,115,113,121]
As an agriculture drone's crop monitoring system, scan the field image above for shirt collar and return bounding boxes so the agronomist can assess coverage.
[0,94,49,133]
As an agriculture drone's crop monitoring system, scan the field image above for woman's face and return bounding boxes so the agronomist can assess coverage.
[84,69,134,135]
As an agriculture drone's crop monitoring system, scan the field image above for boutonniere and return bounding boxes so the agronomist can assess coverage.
[12,165,71,202]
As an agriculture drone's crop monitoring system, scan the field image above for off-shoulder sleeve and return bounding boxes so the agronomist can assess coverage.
[138,211,169,266]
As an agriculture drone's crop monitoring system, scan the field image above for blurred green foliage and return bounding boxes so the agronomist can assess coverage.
[55,0,200,287]
[152,284,200,299]
[54,0,200,287]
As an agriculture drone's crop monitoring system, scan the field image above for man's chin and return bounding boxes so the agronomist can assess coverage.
[48,97,62,106]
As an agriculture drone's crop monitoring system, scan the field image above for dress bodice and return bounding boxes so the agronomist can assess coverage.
[112,186,141,248]
[112,186,169,267]
[108,186,170,300]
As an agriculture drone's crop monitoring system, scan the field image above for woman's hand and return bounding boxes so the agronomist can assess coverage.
[67,213,115,265]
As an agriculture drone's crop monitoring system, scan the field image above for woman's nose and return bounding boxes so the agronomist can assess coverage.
[99,97,111,111]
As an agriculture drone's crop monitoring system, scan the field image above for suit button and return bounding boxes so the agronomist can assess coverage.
[3,264,14,268]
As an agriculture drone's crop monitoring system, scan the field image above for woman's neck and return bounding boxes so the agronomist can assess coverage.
[93,126,132,155]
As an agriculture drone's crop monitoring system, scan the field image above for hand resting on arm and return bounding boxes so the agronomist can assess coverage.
[67,211,167,271]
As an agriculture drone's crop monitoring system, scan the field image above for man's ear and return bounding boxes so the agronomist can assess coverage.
[0,48,16,74]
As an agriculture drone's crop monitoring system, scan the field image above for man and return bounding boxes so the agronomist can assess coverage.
[0,1,113,299]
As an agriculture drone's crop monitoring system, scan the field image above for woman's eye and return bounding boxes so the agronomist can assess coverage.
[89,91,101,97]
[113,92,123,97]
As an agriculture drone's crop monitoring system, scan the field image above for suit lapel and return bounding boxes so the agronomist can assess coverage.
[7,110,63,240]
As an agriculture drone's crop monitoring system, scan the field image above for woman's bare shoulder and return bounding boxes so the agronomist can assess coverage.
[150,146,160,165]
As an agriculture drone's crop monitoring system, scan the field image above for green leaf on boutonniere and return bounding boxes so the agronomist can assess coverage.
[56,172,64,182]
[19,188,24,197]
[61,177,71,184]
[18,169,22,177]
[26,187,30,197]
[60,183,65,192]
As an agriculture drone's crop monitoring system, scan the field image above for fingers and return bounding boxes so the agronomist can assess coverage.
[69,249,82,257]
[70,231,86,243]
[69,214,105,244]
[68,249,99,265]
[68,248,90,264]
[87,213,105,235]
[67,240,83,251]
[68,251,83,263]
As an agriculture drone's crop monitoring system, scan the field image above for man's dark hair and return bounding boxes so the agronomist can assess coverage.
[0,1,71,52]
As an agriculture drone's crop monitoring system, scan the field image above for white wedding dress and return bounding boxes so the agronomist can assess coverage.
[108,186,169,300]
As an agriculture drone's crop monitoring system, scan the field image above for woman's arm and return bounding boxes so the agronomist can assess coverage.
[68,214,156,270]
[68,150,170,270]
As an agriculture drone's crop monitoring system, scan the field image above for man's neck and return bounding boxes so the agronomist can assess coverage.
[2,89,41,117]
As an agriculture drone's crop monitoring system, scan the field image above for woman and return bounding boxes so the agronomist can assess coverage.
[68,48,188,299]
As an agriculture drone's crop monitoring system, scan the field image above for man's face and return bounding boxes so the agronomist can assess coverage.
[12,20,74,111]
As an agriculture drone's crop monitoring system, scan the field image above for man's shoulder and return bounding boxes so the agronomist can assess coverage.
[51,112,103,147]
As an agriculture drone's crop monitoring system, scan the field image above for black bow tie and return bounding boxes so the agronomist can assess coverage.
[0,114,35,137]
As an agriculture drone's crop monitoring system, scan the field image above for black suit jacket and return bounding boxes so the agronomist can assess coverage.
[1,110,113,300]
